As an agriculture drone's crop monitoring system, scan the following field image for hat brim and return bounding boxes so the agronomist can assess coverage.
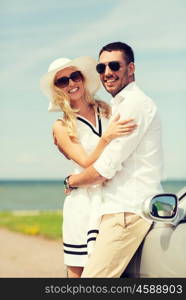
[40,56,101,112]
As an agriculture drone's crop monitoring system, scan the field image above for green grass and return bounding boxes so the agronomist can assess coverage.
[0,210,63,240]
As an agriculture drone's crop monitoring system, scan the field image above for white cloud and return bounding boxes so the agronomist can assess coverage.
[1,0,116,14]
[136,59,186,94]
[52,0,186,53]
[1,0,185,82]
[163,149,186,179]
[15,154,38,164]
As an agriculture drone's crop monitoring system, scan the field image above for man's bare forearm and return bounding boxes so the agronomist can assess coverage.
[69,166,106,188]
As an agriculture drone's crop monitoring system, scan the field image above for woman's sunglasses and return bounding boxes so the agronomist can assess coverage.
[54,71,83,88]
[96,61,120,74]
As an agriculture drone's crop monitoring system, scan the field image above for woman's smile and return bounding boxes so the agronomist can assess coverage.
[68,87,79,94]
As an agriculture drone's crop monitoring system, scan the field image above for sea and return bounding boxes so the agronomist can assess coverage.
[0,179,186,211]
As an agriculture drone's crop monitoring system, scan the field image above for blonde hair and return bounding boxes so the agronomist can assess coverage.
[52,78,111,139]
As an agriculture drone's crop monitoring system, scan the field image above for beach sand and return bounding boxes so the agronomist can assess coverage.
[0,228,67,278]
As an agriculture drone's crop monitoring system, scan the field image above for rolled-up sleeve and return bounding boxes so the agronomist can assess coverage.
[94,95,157,179]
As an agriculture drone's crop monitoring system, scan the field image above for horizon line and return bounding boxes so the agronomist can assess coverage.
[0,178,186,182]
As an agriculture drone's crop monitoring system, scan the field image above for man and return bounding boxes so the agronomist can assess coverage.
[64,42,164,277]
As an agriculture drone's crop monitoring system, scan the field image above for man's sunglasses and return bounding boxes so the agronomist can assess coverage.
[96,61,121,74]
[54,71,83,88]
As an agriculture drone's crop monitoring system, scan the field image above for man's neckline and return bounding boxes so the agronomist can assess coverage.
[111,81,137,105]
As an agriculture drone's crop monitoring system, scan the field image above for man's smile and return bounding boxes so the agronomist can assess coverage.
[104,76,119,86]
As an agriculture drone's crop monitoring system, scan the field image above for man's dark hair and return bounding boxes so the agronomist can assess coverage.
[99,42,135,64]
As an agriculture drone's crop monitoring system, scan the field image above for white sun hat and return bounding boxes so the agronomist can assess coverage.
[40,56,101,112]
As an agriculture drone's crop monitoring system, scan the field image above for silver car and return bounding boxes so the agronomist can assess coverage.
[122,187,186,278]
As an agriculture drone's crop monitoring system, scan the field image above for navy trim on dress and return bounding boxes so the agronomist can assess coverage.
[87,229,99,235]
[64,250,88,255]
[63,242,87,248]
[97,107,102,136]
[87,237,97,244]
[77,107,102,137]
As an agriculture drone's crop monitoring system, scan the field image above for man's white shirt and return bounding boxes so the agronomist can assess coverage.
[94,81,164,219]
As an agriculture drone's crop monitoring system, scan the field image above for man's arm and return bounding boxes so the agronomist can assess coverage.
[69,165,106,188]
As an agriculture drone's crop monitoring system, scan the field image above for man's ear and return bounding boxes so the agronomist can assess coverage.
[128,62,135,76]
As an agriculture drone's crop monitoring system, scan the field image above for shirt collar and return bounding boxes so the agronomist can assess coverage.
[111,81,137,105]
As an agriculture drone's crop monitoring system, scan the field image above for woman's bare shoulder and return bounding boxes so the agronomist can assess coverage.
[52,119,67,133]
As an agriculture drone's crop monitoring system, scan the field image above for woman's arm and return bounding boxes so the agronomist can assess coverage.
[52,115,137,168]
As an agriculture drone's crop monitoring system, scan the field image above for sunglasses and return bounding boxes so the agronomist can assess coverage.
[96,61,121,74]
[54,71,83,88]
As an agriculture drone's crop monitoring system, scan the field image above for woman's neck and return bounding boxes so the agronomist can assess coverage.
[71,97,94,116]
[71,96,97,126]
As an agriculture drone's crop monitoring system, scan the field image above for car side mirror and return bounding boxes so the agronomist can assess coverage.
[143,193,178,223]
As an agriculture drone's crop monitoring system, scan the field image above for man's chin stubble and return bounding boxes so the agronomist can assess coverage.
[104,85,119,97]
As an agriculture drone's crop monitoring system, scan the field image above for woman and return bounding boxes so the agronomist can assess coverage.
[40,56,136,278]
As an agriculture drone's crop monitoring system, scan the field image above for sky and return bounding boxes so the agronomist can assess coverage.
[1,0,186,180]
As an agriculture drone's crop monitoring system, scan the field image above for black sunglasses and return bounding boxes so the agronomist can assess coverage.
[54,71,83,88]
[96,61,121,74]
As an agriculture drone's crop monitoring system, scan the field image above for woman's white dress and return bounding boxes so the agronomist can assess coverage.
[62,111,108,267]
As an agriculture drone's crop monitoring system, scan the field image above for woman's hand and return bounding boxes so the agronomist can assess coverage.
[102,114,137,143]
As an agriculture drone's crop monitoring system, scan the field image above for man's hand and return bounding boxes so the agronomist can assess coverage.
[64,187,73,195]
